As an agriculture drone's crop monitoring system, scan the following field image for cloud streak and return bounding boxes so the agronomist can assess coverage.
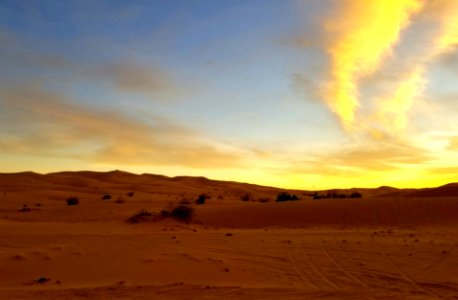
[313,0,458,142]
[0,83,242,169]
[98,61,186,100]
[374,0,458,136]
[321,0,422,132]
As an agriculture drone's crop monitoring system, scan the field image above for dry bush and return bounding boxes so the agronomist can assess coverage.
[115,198,125,204]
[276,192,299,202]
[19,204,31,212]
[349,192,362,198]
[127,204,194,224]
[196,194,208,205]
[241,193,251,202]
[170,205,194,222]
[66,197,79,206]
[127,209,155,223]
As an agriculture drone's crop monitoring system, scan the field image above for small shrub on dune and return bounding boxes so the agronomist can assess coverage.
[19,204,31,212]
[276,192,299,202]
[126,191,134,197]
[313,193,323,199]
[127,209,155,223]
[115,198,125,204]
[66,197,79,206]
[240,193,251,202]
[258,197,269,203]
[101,194,111,200]
[196,194,208,205]
[349,192,362,198]
[170,205,194,222]
[127,203,194,224]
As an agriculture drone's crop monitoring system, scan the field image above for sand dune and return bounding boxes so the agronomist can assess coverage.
[406,183,458,198]
[0,171,457,299]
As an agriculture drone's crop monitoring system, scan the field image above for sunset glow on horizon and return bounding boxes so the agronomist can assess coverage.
[1,0,457,189]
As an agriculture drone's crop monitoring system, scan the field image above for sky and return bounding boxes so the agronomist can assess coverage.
[0,0,457,189]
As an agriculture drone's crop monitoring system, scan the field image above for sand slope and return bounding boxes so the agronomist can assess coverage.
[0,171,457,299]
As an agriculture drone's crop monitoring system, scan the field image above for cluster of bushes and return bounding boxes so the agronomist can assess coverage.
[313,191,362,199]
[276,192,299,202]
[127,209,154,223]
[127,203,194,224]
[240,193,271,203]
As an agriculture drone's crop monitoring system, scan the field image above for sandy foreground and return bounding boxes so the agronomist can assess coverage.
[0,171,457,299]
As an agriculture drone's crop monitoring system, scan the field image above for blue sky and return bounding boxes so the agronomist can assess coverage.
[1,0,457,189]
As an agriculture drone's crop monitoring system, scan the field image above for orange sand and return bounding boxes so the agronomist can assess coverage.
[0,171,457,299]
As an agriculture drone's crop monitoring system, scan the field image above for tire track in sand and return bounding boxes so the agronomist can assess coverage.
[372,237,442,299]
[287,243,319,290]
[333,238,390,289]
[320,241,368,287]
[299,236,341,290]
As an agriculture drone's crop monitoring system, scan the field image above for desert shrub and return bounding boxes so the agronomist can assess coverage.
[349,192,362,198]
[115,198,125,204]
[313,192,328,199]
[126,191,134,197]
[196,194,208,205]
[102,194,111,200]
[19,204,31,212]
[127,209,154,223]
[36,277,50,284]
[170,205,194,222]
[127,203,193,224]
[276,193,289,201]
[240,193,251,202]
[66,197,79,206]
[258,197,269,203]
[276,192,299,202]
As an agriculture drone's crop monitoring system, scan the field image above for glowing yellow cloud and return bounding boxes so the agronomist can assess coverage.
[376,0,458,135]
[323,0,422,131]
[374,66,426,136]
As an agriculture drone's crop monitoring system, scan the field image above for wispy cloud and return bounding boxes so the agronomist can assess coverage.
[372,0,458,138]
[292,141,431,175]
[447,136,458,151]
[0,82,242,169]
[304,0,458,143]
[98,61,185,100]
[0,29,185,101]
[321,0,422,132]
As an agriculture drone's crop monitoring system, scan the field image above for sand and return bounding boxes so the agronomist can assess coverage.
[0,171,457,299]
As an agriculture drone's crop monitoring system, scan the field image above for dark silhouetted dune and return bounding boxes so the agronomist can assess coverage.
[406,182,458,197]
